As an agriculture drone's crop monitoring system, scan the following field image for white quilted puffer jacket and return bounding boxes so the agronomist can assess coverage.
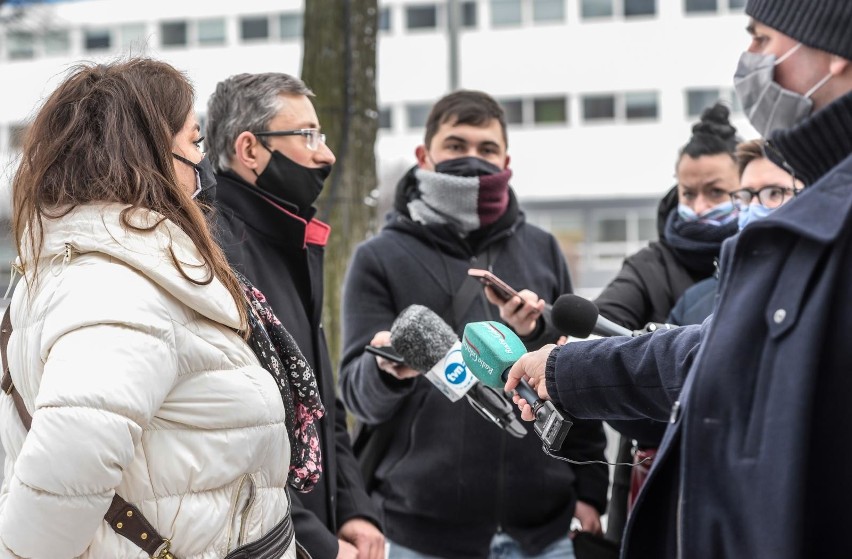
[0,204,296,559]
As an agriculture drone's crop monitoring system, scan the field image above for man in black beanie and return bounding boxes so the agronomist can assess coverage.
[505,1,852,557]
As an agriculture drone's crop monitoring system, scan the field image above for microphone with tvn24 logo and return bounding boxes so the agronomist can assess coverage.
[461,321,572,453]
[389,305,527,438]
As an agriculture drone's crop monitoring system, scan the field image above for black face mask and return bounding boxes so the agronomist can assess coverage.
[254,143,332,216]
[435,156,502,178]
[173,153,217,205]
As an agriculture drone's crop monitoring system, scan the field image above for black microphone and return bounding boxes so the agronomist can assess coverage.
[389,305,527,438]
[551,294,633,338]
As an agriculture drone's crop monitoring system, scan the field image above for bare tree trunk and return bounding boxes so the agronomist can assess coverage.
[302,0,379,376]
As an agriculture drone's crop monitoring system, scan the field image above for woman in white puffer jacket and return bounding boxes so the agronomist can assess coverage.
[0,58,307,558]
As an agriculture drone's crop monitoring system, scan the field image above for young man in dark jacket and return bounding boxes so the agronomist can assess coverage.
[205,73,384,559]
[507,1,852,557]
[338,90,609,558]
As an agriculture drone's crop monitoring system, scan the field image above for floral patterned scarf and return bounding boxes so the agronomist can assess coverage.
[235,270,325,492]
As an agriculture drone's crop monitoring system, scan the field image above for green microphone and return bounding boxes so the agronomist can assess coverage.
[462,321,572,453]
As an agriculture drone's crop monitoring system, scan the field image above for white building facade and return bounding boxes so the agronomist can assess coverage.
[0,0,757,294]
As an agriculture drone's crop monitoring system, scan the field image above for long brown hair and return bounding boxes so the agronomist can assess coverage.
[12,57,247,331]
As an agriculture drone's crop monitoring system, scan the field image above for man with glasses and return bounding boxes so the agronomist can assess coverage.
[669,137,802,325]
[205,73,384,559]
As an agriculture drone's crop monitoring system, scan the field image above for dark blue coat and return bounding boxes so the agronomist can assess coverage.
[547,152,852,558]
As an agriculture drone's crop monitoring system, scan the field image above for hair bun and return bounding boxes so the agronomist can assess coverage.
[692,102,737,140]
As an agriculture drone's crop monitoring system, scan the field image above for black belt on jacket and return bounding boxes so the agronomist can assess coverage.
[223,507,308,559]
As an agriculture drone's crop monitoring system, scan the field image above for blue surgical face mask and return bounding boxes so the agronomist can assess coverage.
[737,204,775,231]
[677,201,737,225]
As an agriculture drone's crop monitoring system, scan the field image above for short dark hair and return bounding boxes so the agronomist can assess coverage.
[424,90,508,148]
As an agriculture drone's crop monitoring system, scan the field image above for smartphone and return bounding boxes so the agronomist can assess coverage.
[467,268,521,302]
[364,344,406,364]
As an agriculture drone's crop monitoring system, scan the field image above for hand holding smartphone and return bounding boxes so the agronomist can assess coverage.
[467,268,521,302]
[364,344,406,364]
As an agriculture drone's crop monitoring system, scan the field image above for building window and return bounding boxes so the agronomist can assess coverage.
[280,13,303,39]
[638,216,656,241]
[161,21,187,47]
[198,18,226,46]
[581,0,613,18]
[9,124,28,151]
[461,1,478,27]
[406,5,438,30]
[43,30,70,56]
[583,94,616,121]
[241,16,269,40]
[534,96,568,124]
[684,0,717,13]
[378,107,393,130]
[533,0,565,22]
[499,98,524,125]
[378,7,392,31]
[728,0,745,8]
[406,103,431,128]
[596,217,627,243]
[625,0,655,16]
[84,28,111,51]
[491,0,522,26]
[625,91,659,120]
[686,88,721,117]
[7,31,35,60]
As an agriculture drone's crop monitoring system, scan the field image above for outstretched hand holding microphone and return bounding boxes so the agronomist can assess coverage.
[504,293,635,421]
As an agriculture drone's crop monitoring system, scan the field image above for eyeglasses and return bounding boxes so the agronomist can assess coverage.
[254,128,327,151]
[729,185,799,210]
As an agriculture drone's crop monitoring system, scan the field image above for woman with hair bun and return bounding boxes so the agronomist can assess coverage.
[595,102,742,544]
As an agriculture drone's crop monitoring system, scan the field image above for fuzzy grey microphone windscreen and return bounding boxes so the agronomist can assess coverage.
[390,305,458,372]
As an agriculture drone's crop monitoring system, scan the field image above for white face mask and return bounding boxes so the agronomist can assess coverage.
[733,43,832,138]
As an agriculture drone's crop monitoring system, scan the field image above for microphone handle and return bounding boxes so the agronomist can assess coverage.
[500,369,573,452]
[501,369,541,406]
[595,315,634,337]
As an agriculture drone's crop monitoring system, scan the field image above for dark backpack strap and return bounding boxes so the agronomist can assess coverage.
[449,245,504,331]
[451,275,489,332]
[0,305,175,559]
[1,306,30,431]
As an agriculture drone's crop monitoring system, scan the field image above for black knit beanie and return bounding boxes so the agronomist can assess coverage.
[746,0,852,60]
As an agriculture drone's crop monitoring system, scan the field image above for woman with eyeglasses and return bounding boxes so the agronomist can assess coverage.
[594,102,744,545]
[668,138,802,326]
[0,58,318,558]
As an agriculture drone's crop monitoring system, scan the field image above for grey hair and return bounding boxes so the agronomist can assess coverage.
[205,73,313,173]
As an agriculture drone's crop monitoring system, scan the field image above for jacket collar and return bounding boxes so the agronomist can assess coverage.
[23,203,242,328]
[768,91,852,187]
[216,171,330,249]
[742,153,852,244]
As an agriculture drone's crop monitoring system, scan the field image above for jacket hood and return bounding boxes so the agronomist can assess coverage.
[657,185,679,239]
[20,203,241,329]
[392,165,421,216]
